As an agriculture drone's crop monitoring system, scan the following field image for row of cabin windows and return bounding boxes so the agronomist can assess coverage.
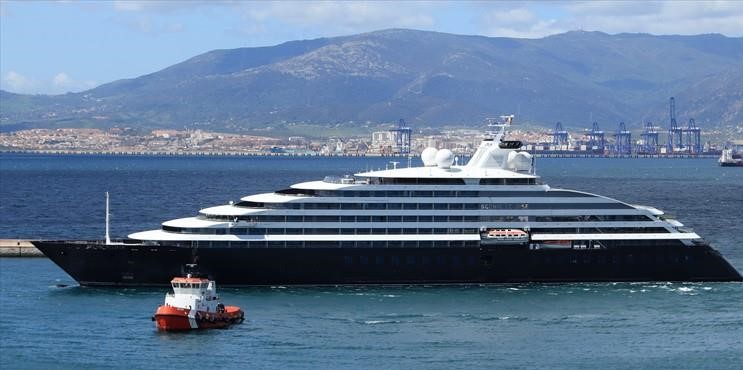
[233,202,631,211]
[187,240,480,248]
[162,226,669,235]
[164,226,478,235]
[256,190,591,199]
[533,215,652,222]
[343,253,693,267]
[365,178,538,185]
[372,178,468,185]
[202,214,651,223]
[535,227,669,234]
[529,253,692,265]
[164,240,689,251]
[173,282,206,289]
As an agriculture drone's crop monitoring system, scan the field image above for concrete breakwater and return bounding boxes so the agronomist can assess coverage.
[0,240,44,257]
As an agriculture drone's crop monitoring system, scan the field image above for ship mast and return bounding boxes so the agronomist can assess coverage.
[486,114,514,141]
[105,192,111,245]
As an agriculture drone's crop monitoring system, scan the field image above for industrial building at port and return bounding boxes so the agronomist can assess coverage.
[534,97,705,156]
[373,97,724,158]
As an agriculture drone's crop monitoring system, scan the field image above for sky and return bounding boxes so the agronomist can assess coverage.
[1,0,742,95]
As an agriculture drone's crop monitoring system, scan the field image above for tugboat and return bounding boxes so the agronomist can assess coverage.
[152,266,244,331]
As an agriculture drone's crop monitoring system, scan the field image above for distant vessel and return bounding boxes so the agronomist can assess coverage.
[719,148,742,167]
[152,266,243,331]
[34,116,742,285]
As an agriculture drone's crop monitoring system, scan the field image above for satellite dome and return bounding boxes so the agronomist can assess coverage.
[507,151,533,172]
[435,149,455,169]
[421,147,438,166]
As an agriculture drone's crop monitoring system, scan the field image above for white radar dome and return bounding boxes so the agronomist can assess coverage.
[435,149,455,169]
[507,151,533,172]
[421,147,438,167]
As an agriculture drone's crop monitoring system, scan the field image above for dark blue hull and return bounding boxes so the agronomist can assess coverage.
[33,241,742,286]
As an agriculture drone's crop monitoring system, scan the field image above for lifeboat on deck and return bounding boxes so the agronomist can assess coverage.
[152,269,244,331]
[480,228,529,245]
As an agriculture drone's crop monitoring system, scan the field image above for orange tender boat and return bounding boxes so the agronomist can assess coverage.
[152,269,244,331]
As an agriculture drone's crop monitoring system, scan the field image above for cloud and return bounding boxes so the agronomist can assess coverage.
[116,14,187,35]
[52,72,72,88]
[481,7,564,38]
[0,71,96,94]
[106,1,439,39]
[241,1,436,35]
[2,71,37,93]
[564,1,743,36]
[49,72,97,93]
[111,0,230,13]
[476,1,743,39]
[108,1,195,35]
[113,1,145,12]
[82,1,743,41]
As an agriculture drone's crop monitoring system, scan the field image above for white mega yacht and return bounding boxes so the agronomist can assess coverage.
[35,118,742,285]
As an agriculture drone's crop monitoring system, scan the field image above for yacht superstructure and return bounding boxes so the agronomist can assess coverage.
[34,118,742,285]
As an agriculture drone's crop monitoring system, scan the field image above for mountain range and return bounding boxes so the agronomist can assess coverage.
[2,29,742,136]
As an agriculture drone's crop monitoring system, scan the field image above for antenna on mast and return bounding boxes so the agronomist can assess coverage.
[485,114,514,141]
[105,192,111,245]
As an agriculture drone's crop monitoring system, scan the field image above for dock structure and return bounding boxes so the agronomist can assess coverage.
[389,118,412,155]
[684,118,702,154]
[550,122,569,146]
[667,97,684,152]
[613,122,632,155]
[639,121,660,155]
[0,240,44,257]
[587,122,606,153]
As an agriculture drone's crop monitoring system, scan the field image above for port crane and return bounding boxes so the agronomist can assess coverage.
[389,118,412,155]
[613,122,632,155]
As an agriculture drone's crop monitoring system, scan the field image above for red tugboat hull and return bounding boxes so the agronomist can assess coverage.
[153,305,244,331]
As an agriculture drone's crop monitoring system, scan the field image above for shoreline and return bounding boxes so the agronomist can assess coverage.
[0,149,719,159]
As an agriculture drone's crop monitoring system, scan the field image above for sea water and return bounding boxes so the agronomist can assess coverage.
[1,154,742,369]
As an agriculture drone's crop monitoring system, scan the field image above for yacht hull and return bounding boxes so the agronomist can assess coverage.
[34,241,742,286]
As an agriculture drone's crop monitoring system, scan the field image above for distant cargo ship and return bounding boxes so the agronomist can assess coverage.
[34,117,742,286]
